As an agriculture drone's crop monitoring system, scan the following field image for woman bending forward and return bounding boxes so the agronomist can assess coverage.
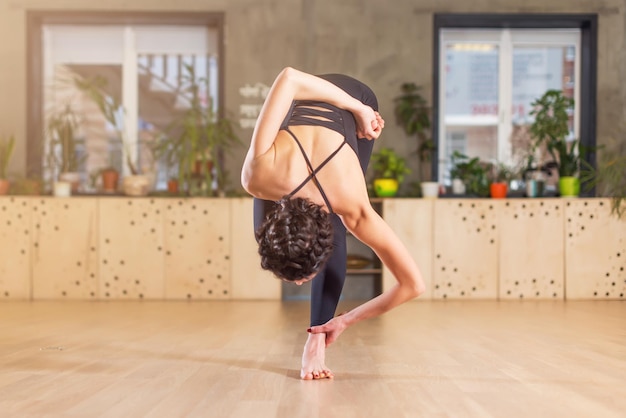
[241,67,425,380]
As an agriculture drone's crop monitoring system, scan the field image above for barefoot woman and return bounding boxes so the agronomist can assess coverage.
[241,67,425,380]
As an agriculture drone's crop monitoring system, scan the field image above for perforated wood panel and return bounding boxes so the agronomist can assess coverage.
[499,200,564,299]
[230,198,280,300]
[382,198,433,299]
[565,199,626,299]
[99,198,165,299]
[31,198,99,299]
[433,200,499,299]
[0,198,31,299]
[163,198,231,300]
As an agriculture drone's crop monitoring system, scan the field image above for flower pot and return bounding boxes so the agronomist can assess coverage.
[490,182,508,199]
[101,169,119,193]
[193,160,214,175]
[373,178,399,197]
[59,172,81,194]
[420,181,439,199]
[0,179,9,195]
[167,178,179,194]
[451,178,466,195]
[526,179,544,198]
[53,181,71,197]
[559,176,580,198]
[122,175,150,197]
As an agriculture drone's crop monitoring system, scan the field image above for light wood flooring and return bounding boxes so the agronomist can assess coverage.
[1,299,625,418]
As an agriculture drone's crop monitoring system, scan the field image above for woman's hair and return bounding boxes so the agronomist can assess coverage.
[255,197,334,281]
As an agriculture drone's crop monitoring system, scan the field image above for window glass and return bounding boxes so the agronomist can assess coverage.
[443,42,499,176]
[42,24,218,193]
[439,29,580,184]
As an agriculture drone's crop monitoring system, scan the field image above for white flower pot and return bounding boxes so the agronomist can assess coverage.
[123,175,150,196]
[421,182,440,199]
[53,181,72,197]
[452,178,466,195]
[59,172,81,193]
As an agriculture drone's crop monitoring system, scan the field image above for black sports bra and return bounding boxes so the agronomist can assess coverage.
[282,101,348,213]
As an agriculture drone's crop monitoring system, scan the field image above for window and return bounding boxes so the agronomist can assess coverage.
[433,14,597,185]
[27,12,224,191]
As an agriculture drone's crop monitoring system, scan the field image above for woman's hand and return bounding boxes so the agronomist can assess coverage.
[355,106,385,140]
[308,315,349,347]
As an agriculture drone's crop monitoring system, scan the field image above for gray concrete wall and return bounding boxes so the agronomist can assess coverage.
[0,0,624,189]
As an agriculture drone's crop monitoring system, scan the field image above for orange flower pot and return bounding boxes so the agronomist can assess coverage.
[167,179,179,194]
[490,182,508,199]
[0,179,9,195]
[101,169,119,193]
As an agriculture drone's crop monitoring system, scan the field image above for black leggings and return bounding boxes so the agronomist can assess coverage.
[253,136,374,326]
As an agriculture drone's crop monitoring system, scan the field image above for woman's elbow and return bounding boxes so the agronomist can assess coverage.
[408,277,426,299]
[277,66,299,84]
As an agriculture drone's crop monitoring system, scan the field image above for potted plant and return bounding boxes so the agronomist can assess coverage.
[9,175,43,196]
[167,177,179,194]
[74,75,151,196]
[581,149,626,218]
[529,89,591,197]
[100,166,119,193]
[394,82,436,194]
[450,151,490,197]
[0,135,15,195]
[488,162,513,199]
[45,104,86,195]
[370,147,411,197]
[152,64,241,197]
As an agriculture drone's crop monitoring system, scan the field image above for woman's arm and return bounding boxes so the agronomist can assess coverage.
[309,202,426,346]
[241,67,381,189]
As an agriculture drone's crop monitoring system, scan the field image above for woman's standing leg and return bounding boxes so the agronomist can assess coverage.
[309,215,347,326]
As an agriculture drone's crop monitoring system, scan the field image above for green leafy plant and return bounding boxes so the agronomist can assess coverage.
[9,175,43,195]
[581,152,626,218]
[371,147,411,184]
[0,135,15,179]
[394,82,435,180]
[529,90,589,177]
[73,75,139,175]
[489,162,514,184]
[450,151,490,197]
[152,64,241,196]
[45,104,86,175]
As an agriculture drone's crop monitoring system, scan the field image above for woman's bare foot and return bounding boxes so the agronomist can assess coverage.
[300,332,334,380]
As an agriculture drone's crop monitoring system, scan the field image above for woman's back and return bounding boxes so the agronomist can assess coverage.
[244,123,361,212]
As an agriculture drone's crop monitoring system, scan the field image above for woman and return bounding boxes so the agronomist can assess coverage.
[241,67,425,380]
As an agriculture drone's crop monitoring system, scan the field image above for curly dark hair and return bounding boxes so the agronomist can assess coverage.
[255,197,334,281]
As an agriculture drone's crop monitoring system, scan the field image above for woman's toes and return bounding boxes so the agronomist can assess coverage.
[301,371,313,380]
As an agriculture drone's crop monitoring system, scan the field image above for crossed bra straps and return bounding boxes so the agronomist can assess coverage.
[282,101,348,213]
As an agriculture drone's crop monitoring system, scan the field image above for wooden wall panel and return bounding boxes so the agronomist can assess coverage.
[163,198,231,300]
[230,198,281,300]
[2,196,622,301]
[99,198,165,299]
[433,200,499,299]
[31,198,99,299]
[0,198,31,299]
[382,199,433,299]
[565,199,626,299]
[499,200,564,299]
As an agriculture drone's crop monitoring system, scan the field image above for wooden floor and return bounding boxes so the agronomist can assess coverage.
[1,300,625,418]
